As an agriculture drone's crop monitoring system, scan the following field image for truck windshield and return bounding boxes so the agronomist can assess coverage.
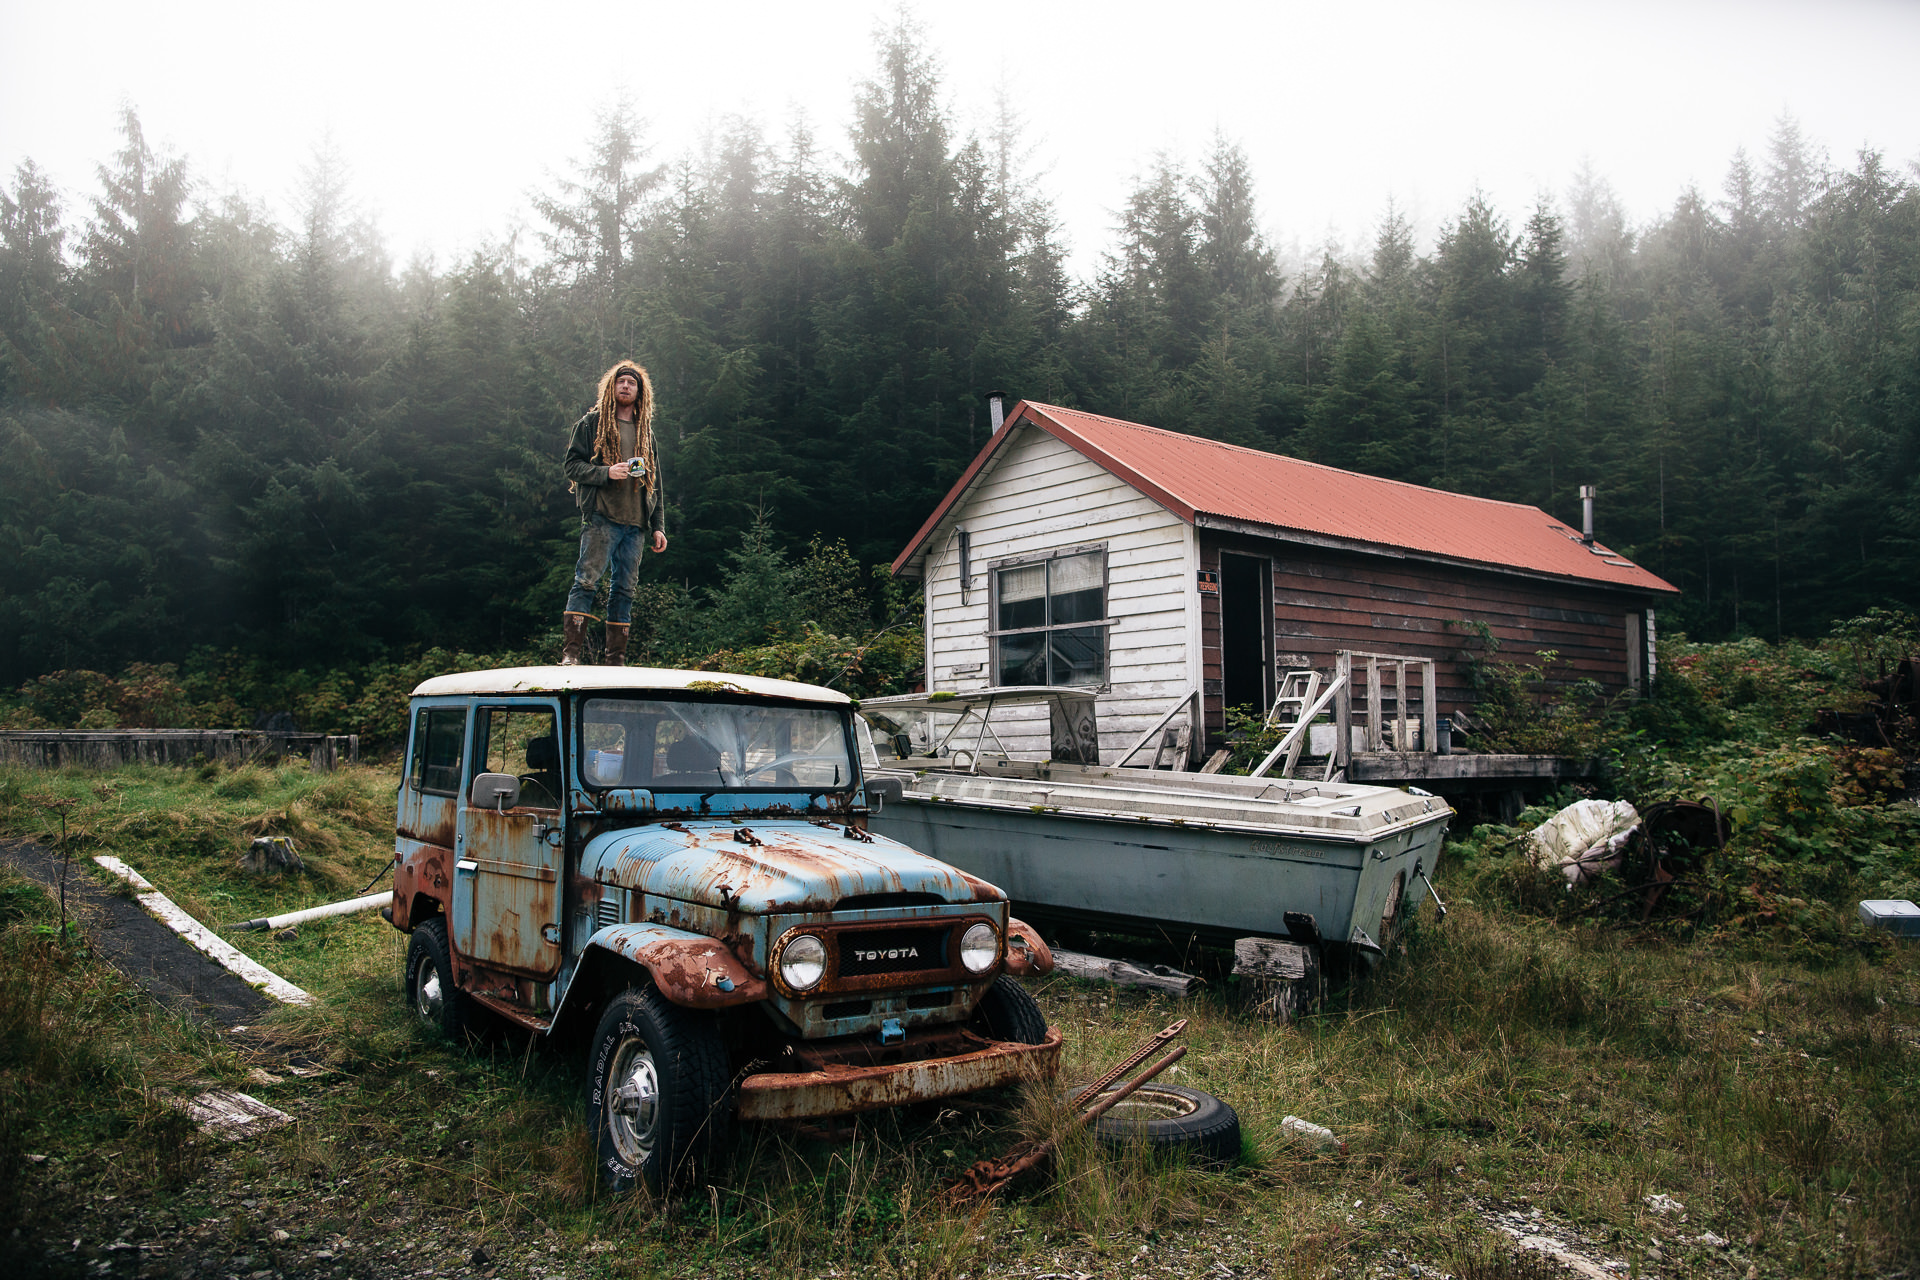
[581,698,855,792]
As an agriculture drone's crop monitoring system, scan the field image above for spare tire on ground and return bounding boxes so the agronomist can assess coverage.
[1077,1082,1241,1166]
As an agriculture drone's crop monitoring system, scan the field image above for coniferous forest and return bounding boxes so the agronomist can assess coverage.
[2,25,1917,710]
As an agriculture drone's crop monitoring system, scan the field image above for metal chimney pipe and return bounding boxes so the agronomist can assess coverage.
[987,390,1007,434]
[1579,485,1596,545]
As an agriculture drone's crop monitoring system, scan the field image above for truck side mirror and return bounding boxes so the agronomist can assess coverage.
[470,772,521,811]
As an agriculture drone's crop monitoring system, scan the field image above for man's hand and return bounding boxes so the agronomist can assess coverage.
[607,461,632,481]
[651,532,668,554]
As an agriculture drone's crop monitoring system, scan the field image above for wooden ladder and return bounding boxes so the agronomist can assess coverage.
[1263,669,1323,779]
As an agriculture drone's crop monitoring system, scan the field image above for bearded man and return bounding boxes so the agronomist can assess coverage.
[560,360,668,665]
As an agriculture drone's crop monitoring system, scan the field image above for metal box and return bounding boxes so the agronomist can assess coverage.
[1857,900,1920,937]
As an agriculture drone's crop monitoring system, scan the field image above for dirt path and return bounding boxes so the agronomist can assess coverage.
[1,838,274,1030]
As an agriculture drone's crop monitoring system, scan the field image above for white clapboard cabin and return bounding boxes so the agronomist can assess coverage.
[890,398,1679,766]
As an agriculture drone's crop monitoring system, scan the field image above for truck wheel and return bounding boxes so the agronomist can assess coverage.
[971,975,1049,1045]
[405,917,480,1042]
[1080,1082,1241,1166]
[587,988,732,1193]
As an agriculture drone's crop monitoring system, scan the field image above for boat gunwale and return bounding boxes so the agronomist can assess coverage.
[880,784,1451,847]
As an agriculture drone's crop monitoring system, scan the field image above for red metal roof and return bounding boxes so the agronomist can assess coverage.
[896,401,1678,595]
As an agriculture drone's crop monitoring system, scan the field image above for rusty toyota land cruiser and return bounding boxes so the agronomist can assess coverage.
[386,666,1059,1190]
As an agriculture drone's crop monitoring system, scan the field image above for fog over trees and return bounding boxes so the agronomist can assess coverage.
[2,21,1916,691]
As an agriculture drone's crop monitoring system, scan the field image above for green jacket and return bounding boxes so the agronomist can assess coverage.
[564,410,665,533]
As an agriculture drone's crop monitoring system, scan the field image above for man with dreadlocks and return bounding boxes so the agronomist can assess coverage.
[560,360,667,665]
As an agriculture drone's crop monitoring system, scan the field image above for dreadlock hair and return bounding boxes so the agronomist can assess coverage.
[591,361,658,497]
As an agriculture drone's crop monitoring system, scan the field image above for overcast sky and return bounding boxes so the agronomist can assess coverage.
[4,0,1917,281]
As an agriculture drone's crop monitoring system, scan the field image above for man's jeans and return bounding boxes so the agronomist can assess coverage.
[565,513,647,624]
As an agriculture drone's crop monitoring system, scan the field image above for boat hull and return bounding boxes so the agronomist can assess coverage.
[870,789,1448,951]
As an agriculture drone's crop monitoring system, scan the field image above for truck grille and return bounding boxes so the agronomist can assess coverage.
[834,925,951,979]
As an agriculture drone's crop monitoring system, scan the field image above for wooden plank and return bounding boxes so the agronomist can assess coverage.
[1051,947,1204,997]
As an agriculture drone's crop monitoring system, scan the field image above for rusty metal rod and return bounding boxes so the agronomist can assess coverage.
[1073,1045,1188,1127]
[1067,1017,1187,1113]
[944,1043,1191,1203]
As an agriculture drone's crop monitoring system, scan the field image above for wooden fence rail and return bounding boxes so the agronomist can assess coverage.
[0,730,361,772]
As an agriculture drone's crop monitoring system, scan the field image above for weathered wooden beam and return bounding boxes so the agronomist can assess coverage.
[1050,947,1204,997]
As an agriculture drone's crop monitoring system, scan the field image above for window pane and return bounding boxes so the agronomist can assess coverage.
[1048,626,1106,687]
[582,698,852,792]
[997,631,1047,686]
[1051,585,1103,624]
[997,564,1046,630]
[1048,552,1102,593]
[999,563,1046,600]
[1049,552,1103,623]
[474,708,560,808]
[999,595,1046,630]
[420,709,466,794]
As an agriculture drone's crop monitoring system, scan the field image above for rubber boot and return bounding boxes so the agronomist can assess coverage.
[560,613,589,666]
[604,622,630,667]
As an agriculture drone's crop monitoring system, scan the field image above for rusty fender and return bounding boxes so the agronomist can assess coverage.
[390,839,452,931]
[1003,918,1053,977]
[586,922,767,1007]
[735,1027,1064,1122]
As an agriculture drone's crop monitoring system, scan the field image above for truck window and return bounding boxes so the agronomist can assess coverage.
[472,707,561,809]
[410,707,468,796]
[581,698,853,790]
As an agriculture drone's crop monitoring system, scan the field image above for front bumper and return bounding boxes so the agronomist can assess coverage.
[735,1027,1063,1121]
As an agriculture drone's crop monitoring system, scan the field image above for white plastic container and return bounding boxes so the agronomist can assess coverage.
[1281,1115,1347,1153]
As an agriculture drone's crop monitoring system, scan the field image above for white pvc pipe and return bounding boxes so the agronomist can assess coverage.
[231,891,389,933]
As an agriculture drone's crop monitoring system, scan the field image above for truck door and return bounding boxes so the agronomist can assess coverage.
[452,701,565,979]
[396,702,467,918]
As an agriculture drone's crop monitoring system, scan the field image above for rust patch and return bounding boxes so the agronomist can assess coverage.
[1003,918,1054,976]
[633,936,768,1007]
[391,845,452,930]
[397,815,456,849]
[736,1028,1062,1121]
[953,870,1008,904]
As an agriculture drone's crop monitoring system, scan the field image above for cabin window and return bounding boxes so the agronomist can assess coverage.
[409,707,468,796]
[991,548,1107,687]
[471,706,561,809]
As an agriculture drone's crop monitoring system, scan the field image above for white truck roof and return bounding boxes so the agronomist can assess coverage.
[409,666,852,705]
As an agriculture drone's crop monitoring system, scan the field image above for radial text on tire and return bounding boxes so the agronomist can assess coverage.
[586,987,733,1192]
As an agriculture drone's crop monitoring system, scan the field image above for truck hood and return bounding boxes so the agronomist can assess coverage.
[579,819,1004,914]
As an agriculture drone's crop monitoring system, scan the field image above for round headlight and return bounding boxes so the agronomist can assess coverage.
[960,922,999,973]
[779,933,827,991]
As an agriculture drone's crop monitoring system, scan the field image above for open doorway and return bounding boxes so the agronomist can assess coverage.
[1220,553,1273,718]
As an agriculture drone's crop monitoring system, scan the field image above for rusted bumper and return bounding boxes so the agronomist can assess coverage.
[735,1027,1063,1121]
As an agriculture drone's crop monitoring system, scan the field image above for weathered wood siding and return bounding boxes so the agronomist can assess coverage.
[1198,530,1657,737]
[923,426,1194,760]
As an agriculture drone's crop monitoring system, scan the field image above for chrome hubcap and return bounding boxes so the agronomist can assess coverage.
[607,1041,661,1164]
[415,959,444,1023]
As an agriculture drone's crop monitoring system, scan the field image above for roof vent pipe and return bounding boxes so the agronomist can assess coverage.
[1579,484,1596,546]
[987,390,1007,434]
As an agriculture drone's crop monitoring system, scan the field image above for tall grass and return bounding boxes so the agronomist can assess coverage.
[1,762,1915,1277]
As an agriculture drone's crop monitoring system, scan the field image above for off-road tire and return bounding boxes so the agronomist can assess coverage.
[970,974,1049,1045]
[405,916,480,1042]
[1081,1082,1241,1166]
[587,988,732,1193]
